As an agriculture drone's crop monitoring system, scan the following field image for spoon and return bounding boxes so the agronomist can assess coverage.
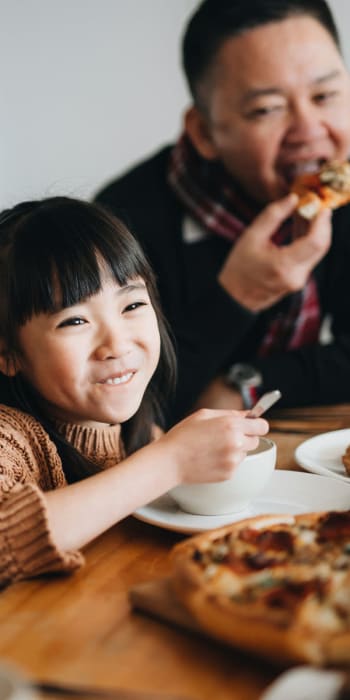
[247,389,282,418]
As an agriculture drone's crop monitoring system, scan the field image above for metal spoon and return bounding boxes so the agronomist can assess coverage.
[247,389,282,418]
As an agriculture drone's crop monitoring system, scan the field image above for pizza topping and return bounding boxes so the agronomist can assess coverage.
[297,197,321,220]
[317,511,350,542]
[244,551,282,571]
[332,585,350,618]
[203,564,218,580]
[320,162,350,192]
[297,527,316,545]
[262,577,326,610]
[239,527,295,554]
[210,542,230,561]
[306,601,346,633]
[333,545,350,570]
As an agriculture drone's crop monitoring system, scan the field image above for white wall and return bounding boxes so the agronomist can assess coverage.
[331,0,350,51]
[1,0,350,209]
[0,0,198,208]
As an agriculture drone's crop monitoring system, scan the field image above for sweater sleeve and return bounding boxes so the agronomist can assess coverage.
[0,483,83,588]
[0,406,84,587]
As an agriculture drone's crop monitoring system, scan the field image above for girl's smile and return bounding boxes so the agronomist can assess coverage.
[97,371,135,386]
[14,274,161,428]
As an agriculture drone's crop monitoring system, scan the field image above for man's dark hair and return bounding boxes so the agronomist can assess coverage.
[183,0,341,105]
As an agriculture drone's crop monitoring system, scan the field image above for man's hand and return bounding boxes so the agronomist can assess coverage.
[218,193,332,312]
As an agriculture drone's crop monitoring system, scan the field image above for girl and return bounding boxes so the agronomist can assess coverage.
[0,197,268,587]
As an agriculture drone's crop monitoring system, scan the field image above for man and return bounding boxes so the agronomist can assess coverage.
[95,0,350,425]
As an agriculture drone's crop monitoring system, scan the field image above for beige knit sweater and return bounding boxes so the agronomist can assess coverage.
[0,404,124,588]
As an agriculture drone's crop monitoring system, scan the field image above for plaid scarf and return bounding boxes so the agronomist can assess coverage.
[168,134,321,357]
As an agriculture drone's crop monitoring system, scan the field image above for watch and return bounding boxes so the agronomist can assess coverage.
[225,363,263,409]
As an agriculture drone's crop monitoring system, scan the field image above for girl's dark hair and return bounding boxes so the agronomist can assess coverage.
[0,196,176,483]
[183,0,341,106]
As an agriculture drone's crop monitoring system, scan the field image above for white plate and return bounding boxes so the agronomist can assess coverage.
[260,666,345,700]
[295,428,350,482]
[133,470,350,534]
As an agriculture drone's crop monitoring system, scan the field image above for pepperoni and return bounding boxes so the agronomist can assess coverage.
[239,527,295,554]
[225,552,257,574]
[317,511,350,542]
[263,578,327,610]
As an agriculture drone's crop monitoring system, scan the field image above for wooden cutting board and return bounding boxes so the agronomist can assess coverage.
[129,577,200,634]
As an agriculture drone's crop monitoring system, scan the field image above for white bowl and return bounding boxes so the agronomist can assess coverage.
[169,437,276,515]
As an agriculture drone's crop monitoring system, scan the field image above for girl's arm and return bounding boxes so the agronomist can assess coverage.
[0,407,267,585]
[0,484,83,588]
[45,409,268,552]
[45,436,178,551]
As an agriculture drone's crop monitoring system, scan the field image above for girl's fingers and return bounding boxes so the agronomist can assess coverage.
[242,417,269,435]
[194,408,269,433]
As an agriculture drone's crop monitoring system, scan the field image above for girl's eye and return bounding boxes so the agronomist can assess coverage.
[123,301,147,313]
[57,317,86,328]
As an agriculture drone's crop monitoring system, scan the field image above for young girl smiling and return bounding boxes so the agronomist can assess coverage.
[0,197,268,586]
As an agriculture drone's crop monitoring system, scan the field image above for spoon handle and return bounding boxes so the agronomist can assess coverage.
[247,390,282,418]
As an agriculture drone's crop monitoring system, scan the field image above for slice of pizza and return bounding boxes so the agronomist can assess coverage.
[171,510,350,666]
[292,161,350,219]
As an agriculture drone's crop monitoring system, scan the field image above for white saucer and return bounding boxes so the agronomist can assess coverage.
[295,428,350,482]
[260,666,345,700]
[133,470,350,534]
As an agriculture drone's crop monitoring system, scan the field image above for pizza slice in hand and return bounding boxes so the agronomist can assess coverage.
[292,161,350,219]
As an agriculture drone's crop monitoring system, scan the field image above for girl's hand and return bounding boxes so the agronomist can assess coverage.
[161,408,269,485]
[44,409,267,554]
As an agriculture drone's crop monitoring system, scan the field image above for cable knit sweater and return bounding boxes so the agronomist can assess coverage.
[0,404,124,588]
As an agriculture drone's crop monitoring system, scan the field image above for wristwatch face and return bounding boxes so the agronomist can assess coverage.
[226,363,263,409]
[227,363,262,388]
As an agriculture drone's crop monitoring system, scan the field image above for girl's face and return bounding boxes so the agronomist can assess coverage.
[13,274,161,427]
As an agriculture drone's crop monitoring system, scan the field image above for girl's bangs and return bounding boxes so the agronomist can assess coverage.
[9,202,149,325]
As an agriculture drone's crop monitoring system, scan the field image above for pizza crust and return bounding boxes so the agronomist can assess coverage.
[171,511,350,666]
[171,576,324,664]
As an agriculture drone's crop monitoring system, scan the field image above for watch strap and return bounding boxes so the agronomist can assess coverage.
[240,383,262,410]
[225,363,263,409]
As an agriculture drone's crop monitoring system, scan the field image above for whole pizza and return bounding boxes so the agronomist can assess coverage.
[172,510,350,666]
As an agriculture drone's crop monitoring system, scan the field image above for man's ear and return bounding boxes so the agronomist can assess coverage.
[0,341,18,377]
[184,106,218,160]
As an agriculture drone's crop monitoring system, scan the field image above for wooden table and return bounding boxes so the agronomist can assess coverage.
[0,405,349,700]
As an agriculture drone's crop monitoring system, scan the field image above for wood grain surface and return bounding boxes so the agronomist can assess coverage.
[0,404,349,700]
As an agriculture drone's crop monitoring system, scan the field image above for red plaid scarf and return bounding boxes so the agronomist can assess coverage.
[168,134,321,357]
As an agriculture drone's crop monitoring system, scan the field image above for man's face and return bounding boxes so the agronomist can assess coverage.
[193,15,350,204]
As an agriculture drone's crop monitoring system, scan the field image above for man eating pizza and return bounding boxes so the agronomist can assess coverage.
[95,0,350,425]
